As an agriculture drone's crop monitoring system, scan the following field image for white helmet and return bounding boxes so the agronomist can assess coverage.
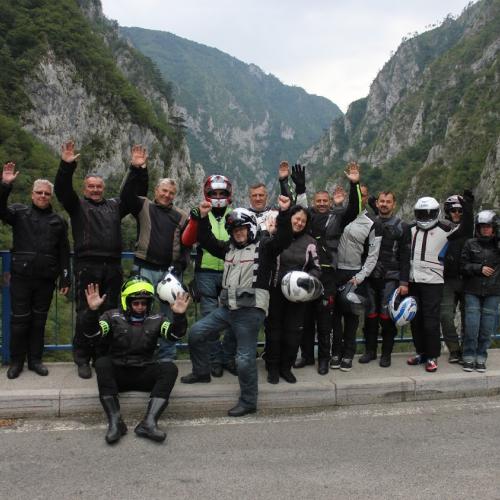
[156,268,186,305]
[281,271,324,303]
[414,197,440,230]
[388,288,417,327]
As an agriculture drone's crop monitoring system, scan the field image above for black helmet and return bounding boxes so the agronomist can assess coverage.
[225,208,258,245]
[120,276,155,313]
[337,281,365,316]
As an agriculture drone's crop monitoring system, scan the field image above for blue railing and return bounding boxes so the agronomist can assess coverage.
[1,250,498,365]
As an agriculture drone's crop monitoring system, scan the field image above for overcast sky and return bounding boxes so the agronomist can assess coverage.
[100,0,474,112]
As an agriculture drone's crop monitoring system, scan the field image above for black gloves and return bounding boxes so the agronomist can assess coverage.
[462,189,474,204]
[291,164,306,195]
[190,207,201,220]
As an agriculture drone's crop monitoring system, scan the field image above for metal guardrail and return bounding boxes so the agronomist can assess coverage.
[1,250,498,364]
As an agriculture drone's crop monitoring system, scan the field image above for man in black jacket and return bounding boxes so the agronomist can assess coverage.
[440,191,474,363]
[83,277,190,444]
[1,162,70,379]
[55,141,147,378]
[359,191,411,368]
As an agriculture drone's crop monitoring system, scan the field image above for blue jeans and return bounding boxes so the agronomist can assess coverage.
[463,294,500,363]
[195,271,236,366]
[134,265,177,361]
[188,306,265,409]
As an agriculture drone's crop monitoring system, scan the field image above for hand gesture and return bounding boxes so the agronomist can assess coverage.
[2,162,19,184]
[84,283,107,311]
[344,161,360,183]
[60,141,80,164]
[278,160,290,180]
[332,185,346,206]
[398,285,409,296]
[277,195,291,211]
[131,144,148,168]
[266,214,277,234]
[171,292,191,314]
[199,200,212,218]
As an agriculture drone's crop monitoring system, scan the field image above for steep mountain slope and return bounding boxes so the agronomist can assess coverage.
[121,27,342,191]
[0,0,202,247]
[302,0,499,213]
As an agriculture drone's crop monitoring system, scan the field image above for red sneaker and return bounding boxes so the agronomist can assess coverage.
[425,358,438,372]
[407,354,426,365]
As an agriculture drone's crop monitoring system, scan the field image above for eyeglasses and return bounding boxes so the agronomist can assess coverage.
[33,190,52,196]
[130,299,148,306]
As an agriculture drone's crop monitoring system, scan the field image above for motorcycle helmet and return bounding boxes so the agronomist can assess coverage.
[156,268,187,305]
[204,174,232,208]
[443,195,463,220]
[475,210,497,241]
[281,271,324,303]
[225,208,258,245]
[388,288,417,327]
[336,281,365,316]
[121,276,155,313]
[414,197,440,230]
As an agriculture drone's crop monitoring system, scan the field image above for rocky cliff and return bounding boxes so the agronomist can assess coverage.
[121,27,342,197]
[302,0,499,214]
[0,0,203,212]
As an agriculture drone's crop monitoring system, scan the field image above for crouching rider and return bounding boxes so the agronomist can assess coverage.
[83,276,190,444]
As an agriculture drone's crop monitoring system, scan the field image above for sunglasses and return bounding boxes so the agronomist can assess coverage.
[130,299,148,306]
[33,190,52,196]
[449,208,463,213]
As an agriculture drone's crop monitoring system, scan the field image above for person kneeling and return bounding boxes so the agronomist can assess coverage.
[83,277,190,444]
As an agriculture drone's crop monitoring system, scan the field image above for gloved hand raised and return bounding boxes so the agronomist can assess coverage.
[291,164,306,194]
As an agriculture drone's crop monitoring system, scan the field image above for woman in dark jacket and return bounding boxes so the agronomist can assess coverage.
[265,205,321,384]
[460,210,500,373]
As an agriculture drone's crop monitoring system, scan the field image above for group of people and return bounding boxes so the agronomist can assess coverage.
[1,142,499,445]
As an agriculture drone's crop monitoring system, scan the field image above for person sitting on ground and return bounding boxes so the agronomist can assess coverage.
[83,277,190,444]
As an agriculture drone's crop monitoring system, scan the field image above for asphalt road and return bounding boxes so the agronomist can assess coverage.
[1,397,500,499]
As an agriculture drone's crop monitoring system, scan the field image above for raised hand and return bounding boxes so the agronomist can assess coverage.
[60,141,80,164]
[2,162,19,184]
[344,161,360,183]
[278,160,290,180]
[291,164,306,194]
[84,283,107,311]
[131,144,148,168]
[199,200,212,218]
[277,195,291,211]
[332,185,346,206]
[171,292,191,314]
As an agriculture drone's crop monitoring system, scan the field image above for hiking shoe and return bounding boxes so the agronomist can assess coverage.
[462,361,474,372]
[339,359,353,372]
[407,354,426,366]
[425,358,438,373]
[448,351,461,364]
[379,355,391,368]
[358,352,377,364]
[475,362,486,373]
[330,355,341,369]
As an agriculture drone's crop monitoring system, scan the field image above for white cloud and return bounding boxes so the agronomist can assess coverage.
[100,0,474,111]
